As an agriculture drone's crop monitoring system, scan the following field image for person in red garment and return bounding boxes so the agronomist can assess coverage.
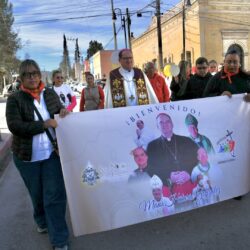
[145,62,170,103]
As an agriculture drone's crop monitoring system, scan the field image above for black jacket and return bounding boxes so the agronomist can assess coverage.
[203,70,250,97]
[147,134,198,186]
[6,88,63,161]
[183,73,212,100]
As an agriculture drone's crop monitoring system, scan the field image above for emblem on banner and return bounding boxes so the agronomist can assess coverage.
[82,161,100,186]
[217,130,236,157]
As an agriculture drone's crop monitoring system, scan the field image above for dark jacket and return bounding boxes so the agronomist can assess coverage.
[6,88,63,161]
[203,70,250,97]
[170,77,189,101]
[183,73,212,100]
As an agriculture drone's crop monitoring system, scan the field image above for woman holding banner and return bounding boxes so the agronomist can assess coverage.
[203,49,250,201]
[203,49,250,98]
[6,59,69,250]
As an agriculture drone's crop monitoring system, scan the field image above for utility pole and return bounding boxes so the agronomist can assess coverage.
[111,0,117,50]
[182,0,191,61]
[122,16,128,49]
[126,8,131,49]
[156,0,163,71]
[182,4,186,60]
[112,8,128,49]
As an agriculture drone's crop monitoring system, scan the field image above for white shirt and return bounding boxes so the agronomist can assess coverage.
[191,164,210,183]
[134,127,155,150]
[105,67,159,108]
[31,91,55,162]
[53,84,75,108]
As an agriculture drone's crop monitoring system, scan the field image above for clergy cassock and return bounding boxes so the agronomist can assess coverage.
[104,67,159,108]
[147,134,199,186]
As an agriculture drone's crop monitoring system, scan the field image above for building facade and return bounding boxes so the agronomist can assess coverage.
[90,50,120,80]
[131,0,250,70]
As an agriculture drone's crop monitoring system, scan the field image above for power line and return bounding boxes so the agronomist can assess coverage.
[104,25,123,49]
[14,8,111,17]
[15,13,112,25]
[14,9,153,26]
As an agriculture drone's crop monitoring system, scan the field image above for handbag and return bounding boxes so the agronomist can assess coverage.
[33,104,59,155]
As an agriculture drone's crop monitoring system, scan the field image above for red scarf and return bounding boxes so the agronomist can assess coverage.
[221,68,239,84]
[20,81,45,102]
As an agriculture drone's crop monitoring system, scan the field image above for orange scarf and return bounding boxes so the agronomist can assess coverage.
[20,81,45,102]
[221,68,239,84]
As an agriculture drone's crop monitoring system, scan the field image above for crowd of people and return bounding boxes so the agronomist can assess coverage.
[5,47,250,249]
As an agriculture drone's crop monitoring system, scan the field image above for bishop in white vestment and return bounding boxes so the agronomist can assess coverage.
[104,49,158,108]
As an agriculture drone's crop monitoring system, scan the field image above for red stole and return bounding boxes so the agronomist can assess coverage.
[221,68,239,84]
[20,81,45,102]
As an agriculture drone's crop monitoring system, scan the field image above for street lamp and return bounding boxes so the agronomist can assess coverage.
[138,0,163,70]
[182,0,191,61]
[112,8,128,49]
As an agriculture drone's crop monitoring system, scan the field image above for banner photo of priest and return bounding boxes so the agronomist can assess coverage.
[56,94,250,236]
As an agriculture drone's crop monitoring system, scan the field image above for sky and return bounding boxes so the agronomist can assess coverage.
[11,0,180,72]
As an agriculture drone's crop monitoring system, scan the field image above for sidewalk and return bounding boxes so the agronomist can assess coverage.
[1,158,250,250]
[0,94,12,175]
[0,132,12,175]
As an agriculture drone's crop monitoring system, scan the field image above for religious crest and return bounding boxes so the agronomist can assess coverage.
[82,161,100,186]
[217,130,236,157]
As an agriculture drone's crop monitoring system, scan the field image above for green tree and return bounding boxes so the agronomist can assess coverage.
[0,0,21,90]
[86,40,103,59]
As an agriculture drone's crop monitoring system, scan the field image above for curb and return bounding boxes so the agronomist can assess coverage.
[0,133,12,175]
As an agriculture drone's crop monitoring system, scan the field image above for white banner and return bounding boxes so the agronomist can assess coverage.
[56,94,250,236]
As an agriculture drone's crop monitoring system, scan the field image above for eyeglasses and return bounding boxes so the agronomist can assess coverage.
[121,57,133,60]
[196,66,208,70]
[224,60,240,65]
[22,71,40,79]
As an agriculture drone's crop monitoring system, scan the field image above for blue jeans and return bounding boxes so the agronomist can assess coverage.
[13,151,69,248]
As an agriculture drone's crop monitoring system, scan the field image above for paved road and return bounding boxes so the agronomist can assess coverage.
[1,159,250,250]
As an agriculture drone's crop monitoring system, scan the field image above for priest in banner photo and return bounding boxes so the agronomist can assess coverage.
[104,49,159,108]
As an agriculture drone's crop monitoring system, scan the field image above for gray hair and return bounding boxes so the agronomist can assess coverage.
[144,61,156,71]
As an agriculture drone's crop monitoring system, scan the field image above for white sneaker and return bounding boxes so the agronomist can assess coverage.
[54,245,68,250]
[37,227,48,234]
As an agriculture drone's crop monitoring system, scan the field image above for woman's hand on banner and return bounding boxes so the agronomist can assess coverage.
[243,93,250,102]
[44,119,57,129]
[221,91,232,98]
[59,108,70,118]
